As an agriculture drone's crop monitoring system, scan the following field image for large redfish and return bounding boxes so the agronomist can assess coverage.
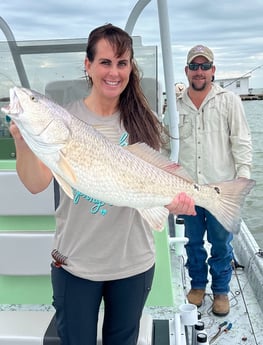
[2,87,255,233]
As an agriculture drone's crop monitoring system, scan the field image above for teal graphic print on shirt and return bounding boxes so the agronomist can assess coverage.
[72,131,128,215]
[73,189,111,215]
[119,132,128,147]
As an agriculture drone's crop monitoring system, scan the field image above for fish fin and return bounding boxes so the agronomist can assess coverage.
[92,124,121,145]
[206,177,256,234]
[57,152,77,183]
[125,143,194,182]
[137,207,170,232]
[165,164,194,182]
[52,172,74,199]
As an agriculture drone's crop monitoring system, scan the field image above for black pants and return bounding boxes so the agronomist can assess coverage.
[51,264,155,345]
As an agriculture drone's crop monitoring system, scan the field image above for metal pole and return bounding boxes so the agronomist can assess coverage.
[0,17,30,88]
[157,0,179,162]
[124,0,152,35]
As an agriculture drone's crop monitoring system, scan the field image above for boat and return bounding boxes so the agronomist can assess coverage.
[0,1,262,344]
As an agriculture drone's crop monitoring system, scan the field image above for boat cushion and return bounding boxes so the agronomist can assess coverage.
[0,232,54,275]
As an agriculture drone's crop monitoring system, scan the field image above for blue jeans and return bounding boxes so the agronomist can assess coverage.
[180,206,233,294]
[51,264,154,345]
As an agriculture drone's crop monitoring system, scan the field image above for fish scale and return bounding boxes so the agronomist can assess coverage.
[2,86,256,232]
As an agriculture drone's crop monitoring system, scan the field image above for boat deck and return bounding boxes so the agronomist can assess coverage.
[146,237,263,345]
[0,231,262,345]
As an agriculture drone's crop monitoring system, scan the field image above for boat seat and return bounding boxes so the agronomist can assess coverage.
[0,232,53,276]
[0,310,153,345]
[0,170,54,216]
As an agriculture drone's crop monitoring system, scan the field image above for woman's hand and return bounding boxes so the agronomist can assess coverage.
[165,192,196,216]
[9,121,25,143]
[9,121,32,151]
[9,121,21,139]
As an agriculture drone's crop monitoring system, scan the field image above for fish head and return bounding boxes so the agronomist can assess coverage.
[2,87,71,151]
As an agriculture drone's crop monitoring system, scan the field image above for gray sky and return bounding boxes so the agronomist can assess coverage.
[1,0,263,88]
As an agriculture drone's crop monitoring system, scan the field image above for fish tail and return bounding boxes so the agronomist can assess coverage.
[206,177,255,233]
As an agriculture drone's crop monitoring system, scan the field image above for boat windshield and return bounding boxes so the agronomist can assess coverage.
[0,32,158,158]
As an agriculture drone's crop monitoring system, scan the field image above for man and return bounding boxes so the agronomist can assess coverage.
[177,45,252,316]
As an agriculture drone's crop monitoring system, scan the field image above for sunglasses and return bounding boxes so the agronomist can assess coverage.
[188,62,213,71]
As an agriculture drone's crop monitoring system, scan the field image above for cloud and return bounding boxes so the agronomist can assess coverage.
[0,0,262,88]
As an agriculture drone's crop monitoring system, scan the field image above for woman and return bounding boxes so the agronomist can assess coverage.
[10,24,195,345]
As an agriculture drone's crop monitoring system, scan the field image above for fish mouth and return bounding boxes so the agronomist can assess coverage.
[1,87,23,119]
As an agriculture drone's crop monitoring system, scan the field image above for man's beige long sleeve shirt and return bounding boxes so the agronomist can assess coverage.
[176,83,252,184]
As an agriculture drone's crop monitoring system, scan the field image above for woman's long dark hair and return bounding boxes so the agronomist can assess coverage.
[86,23,165,150]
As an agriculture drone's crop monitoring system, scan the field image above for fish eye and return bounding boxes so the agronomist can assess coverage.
[30,95,38,102]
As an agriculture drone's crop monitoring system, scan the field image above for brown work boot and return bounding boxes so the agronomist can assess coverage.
[212,294,230,316]
[187,289,206,307]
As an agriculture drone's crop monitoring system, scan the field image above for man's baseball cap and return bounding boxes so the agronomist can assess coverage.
[187,45,214,64]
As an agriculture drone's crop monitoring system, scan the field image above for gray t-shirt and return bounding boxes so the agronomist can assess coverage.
[53,99,155,281]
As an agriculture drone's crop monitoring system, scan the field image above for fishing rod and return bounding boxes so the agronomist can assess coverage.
[223,64,263,88]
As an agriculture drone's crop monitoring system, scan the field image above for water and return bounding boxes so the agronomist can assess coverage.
[242,100,263,249]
